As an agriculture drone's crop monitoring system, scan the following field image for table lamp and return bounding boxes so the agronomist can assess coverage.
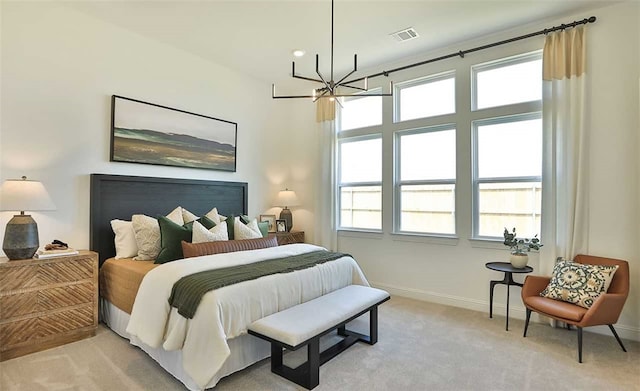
[1,176,56,260]
[274,188,299,232]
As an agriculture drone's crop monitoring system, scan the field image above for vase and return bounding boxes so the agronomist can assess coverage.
[510,253,529,268]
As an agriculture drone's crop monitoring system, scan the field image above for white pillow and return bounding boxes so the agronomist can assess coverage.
[192,221,229,243]
[110,219,138,259]
[234,217,262,240]
[181,207,199,224]
[132,207,184,261]
[205,207,227,225]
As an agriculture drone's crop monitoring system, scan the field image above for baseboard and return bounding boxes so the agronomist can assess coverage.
[370,281,640,342]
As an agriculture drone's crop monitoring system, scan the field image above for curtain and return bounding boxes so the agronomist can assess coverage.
[314,99,338,250]
[540,26,589,275]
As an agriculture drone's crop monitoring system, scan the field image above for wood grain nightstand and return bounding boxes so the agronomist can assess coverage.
[269,231,305,245]
[0,250,98,361]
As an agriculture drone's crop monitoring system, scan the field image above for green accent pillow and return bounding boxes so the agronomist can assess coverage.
[226,215,268,239]
[257,221,269,237]
[540,260,618,308]
[156,215,217,264]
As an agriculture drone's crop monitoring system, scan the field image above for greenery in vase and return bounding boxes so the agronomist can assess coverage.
[503,227,543,255]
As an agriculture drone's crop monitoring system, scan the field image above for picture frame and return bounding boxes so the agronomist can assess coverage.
[110,95,237,171]
[259,214,277,233]
[276,219,287,233]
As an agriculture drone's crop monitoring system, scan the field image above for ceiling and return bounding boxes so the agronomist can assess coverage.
[66,0,611,90]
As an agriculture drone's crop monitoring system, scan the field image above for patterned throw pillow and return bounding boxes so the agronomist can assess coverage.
[131,207,184,261]
[192,221,229,243]
[234,217,262,240]
[205,207,227,225]
[540,260,618,308]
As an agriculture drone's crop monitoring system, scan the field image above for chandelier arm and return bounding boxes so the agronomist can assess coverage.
[322,92,393,98]
[334,54,358,86]
[293,74,325,83]
[315,54,333,92]
[273,94,319,99]
[338,83,368,91]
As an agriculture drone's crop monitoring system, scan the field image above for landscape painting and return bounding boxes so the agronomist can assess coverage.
[110,95,237,171]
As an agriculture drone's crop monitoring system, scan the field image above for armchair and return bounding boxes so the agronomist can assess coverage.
[521,254,629,362]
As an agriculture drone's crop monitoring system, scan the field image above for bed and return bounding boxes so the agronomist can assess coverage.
[90,174,369,390]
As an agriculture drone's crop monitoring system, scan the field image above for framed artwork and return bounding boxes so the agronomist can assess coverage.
[276,219,287,233]
[259,214,277,233]
[110,95,237,171]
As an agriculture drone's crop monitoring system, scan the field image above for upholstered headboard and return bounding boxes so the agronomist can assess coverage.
[89,174,247,266]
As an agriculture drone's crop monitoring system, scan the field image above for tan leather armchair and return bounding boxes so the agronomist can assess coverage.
[521,254,629,362]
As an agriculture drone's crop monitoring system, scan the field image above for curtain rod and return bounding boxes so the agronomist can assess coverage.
[344,16,596,85]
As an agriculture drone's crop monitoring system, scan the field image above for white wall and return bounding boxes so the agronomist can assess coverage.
[332,1,640,341]
[0,2,301,253]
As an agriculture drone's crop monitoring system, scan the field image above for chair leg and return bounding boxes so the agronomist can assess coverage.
[608,324,627,352]
[523,308,531,337]
[577,327,583,363]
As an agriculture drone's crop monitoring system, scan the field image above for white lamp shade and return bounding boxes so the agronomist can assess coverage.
[0,178,56,213]
[274,189,300,208]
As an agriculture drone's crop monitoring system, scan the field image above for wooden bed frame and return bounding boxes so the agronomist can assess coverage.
[89,174,247,266]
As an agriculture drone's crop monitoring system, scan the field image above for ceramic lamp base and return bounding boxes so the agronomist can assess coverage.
[279,208,293,232]
[3,214,39,260]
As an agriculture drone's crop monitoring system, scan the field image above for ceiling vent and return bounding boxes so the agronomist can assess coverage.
[390,27,419,42]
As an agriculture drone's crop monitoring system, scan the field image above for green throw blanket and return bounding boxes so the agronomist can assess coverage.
[168,250,350,318]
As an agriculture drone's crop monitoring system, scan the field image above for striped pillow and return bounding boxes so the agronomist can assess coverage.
[181,236,278,258]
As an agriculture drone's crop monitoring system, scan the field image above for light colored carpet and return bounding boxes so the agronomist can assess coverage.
[1,295,638,390]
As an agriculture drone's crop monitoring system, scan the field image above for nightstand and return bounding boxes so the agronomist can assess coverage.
[0,250,98,361]
[269,231,305,245]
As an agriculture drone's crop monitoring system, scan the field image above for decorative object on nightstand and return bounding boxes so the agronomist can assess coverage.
[0,251,98,361]
[269,231,305,246]
[274,188,299,232]
[502,227,542,269]
[1,176,56,260]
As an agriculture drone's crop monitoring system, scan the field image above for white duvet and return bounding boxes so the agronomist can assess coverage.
[126,244,369,389]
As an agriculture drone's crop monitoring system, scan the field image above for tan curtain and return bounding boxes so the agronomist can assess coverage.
[316,99,336,122]
[543,26,586,81]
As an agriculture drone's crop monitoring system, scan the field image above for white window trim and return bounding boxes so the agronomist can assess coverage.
[338,87,383,133]
[471,50,542,112]
[471,112,542,240]
[337,134,383,231]
[393,70,456,123]
[393,124,457,237]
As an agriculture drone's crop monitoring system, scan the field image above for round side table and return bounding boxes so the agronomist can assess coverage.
[485,262,533,331]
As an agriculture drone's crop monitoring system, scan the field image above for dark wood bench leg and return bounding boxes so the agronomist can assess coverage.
[369,306,378,345]
[308,337,320,389]
[271,343,283,372]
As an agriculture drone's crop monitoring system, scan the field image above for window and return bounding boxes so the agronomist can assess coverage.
[395,126,456,235]
[394,72,455,122]
[473,114,542,238]
[339,89,382,131]
[472,52,542,110]
[338,136,382,230]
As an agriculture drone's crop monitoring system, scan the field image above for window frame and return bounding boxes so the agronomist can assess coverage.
[393,124,457,236]
[393,70,456,123]
[338,87,383,132]
[471,51,542,112]
[337,134,383,232]
[471,112,542,240]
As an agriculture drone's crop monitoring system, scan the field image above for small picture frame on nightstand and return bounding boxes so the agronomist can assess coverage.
[259,214,277,233]
[276,219,287,232]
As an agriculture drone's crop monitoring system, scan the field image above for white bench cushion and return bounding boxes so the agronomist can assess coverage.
[249,285,389,347]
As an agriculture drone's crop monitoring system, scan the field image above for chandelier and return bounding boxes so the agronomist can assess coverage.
[271,0,392,102]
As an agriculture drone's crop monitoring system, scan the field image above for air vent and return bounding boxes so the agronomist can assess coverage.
[390,27,419,42]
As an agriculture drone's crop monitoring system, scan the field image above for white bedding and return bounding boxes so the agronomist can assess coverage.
[126,244,369,389]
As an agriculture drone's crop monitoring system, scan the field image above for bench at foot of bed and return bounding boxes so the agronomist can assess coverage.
[248,285,390,390]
